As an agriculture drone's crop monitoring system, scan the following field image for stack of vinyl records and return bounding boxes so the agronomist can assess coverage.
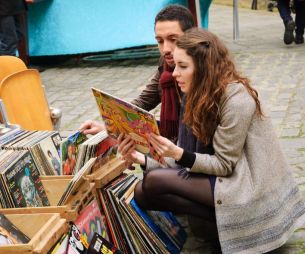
[74,131,111,173]
[1,130,62,175]
[99,174,187,254]
[0,125,20,139]
[0,150,50,208]
[60,130,117,175]
[0,127,23,146]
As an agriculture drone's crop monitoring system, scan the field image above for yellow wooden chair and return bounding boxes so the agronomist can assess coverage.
[0,69,61,130]
[0,56,27,83]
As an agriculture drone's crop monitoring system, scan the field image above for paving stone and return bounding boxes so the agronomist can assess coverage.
[281,128,301,137]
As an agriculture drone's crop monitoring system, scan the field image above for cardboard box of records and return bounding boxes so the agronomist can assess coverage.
[0,212,68,254]
[0,129,127,220]
[42,175,97,221]
[0,158,98,221]
[0,156,128,222]
[37,156,128,219]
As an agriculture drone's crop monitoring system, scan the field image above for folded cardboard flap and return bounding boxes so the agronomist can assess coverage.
[86,157,128,188]
[40,177,72,205]
[0,176,92,221]
[0,213,68,254]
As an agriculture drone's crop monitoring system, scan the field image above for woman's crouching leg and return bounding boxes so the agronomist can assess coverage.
[134,168,215,220]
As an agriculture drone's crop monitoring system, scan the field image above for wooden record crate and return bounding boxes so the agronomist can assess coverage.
[0,212,68,254]
[0,176,97,221]
[85,156,128,188]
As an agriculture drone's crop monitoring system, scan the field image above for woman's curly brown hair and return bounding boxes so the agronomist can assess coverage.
[176,28,263,145]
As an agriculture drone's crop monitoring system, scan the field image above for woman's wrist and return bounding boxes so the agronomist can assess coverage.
[173,146,184,161]
[140,155,147,171]
[135,153,146,165]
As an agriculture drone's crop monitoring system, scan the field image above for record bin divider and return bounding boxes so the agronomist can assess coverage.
[0,157,128,221]
[0,175,96,221]
[85,157,128,189]
[0,157,128,253]
[0,212,68,254]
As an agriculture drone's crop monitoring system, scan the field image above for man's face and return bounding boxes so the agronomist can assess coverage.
[155,21,184,67]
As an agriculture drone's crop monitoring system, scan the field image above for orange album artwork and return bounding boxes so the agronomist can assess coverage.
[92,87,164,164]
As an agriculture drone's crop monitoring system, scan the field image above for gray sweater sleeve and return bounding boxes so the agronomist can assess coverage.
[190,84,257,176]
[146,156,180,170]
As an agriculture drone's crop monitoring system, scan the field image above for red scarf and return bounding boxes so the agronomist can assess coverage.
[159,64,180,142]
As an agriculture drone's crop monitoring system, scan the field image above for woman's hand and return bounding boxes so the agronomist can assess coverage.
[79,120,105,135]
[149,133,184,161]
[118,134,145,166]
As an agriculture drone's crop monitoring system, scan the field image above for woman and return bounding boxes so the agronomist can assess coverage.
[118,28,305,253]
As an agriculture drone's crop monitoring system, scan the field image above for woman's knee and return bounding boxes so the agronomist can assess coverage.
[134,181,147,208]
[142,169,164,195]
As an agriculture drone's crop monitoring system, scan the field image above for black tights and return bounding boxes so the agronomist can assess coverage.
[134,168,216,221]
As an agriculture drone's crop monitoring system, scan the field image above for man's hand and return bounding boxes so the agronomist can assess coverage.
[149,133,183,161]
[79,120,105,135]
[118,134,145,166]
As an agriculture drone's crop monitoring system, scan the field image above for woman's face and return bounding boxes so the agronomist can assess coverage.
[172,47,195,94]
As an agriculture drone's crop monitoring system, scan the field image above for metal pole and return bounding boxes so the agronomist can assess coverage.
[251,0,258,10]
[233,0,239,40]
[0,100,10,127]
[195,0,202,28]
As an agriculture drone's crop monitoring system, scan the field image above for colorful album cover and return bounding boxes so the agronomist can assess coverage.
[87,233,123,254]
[130,199,183,254]
[95,136,117,158]
[92,87,164,164]
[60,131,87,175]
[48,234,68,254]
[3,151,50,208]
[91,136,118,173]
[147,210,187,248]
[74,199,109,245]
[66,223,87,254]
[39,133,61,175]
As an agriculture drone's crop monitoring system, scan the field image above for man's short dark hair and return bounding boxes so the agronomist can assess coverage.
[155,4,195,31]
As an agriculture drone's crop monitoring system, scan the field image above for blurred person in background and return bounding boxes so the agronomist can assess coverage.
[277,0,305,44]
[0,0,27,56]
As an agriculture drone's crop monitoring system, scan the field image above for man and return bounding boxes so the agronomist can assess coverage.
[0,0,27,56]
[277,0,305,44]
[80,4,195,142]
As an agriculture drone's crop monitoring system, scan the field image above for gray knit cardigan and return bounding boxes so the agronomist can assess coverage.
[146,83,305,253]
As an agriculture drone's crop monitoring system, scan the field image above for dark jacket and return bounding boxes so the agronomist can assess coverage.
[131,58,163,111]
[0,0,27,16]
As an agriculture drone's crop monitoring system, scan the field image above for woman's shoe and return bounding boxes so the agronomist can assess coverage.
[283,20,295,45]
[295,35,304,44]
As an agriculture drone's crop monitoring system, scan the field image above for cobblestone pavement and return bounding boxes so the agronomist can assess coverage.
[40,4,305,253]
